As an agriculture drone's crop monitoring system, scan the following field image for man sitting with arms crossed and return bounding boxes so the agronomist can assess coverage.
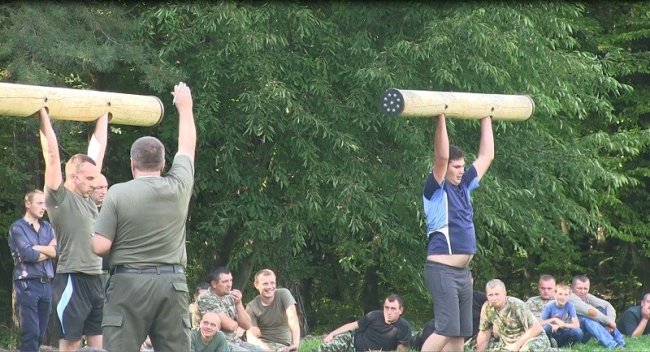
[318,294,412,352]
[198,267,261,351]
[245,269,300,352]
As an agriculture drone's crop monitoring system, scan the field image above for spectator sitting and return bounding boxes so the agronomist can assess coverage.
[245,269,300,352]
[192,311,230,352]
[618,292,650,337]
[539,282,583,347]
[190,282,210,328]
[317,294,412,352]
[526,274,556,320]
[476,279,550,352]
[569,274,626,349]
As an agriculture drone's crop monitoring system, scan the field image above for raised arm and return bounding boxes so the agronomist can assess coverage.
[87,113,109,171]
[172,82,196,160]
[432,114,449,184]
[39,108,63,190]
[472,117,494,180]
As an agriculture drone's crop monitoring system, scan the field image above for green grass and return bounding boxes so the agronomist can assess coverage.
[297,335,650,352]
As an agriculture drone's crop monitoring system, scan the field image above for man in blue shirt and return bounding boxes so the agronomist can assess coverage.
[8,190,57,352]
[422,114,494,352]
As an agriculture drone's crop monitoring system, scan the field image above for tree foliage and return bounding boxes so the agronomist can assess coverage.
[0,2,648,335]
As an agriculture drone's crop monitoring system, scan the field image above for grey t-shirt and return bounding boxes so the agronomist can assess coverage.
[94,154,194,267]
[45,183,101,274]
[246,288,297,346]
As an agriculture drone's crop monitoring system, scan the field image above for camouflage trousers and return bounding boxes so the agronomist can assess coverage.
[486,334,551,352]
[228,338,268,352]
[316,331,355,352]
[260,339,292,351]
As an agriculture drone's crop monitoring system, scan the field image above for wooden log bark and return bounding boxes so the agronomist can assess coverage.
[380,88,534,121]
[0,82,163,126]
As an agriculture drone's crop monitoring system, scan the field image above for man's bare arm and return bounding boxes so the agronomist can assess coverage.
[432,114,449,184]
[87,113,109,171]
[473,116,494,180]
[172,82,196,160]
[39,108,63,190]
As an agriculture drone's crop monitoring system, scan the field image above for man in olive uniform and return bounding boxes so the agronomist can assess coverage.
[39,107,108,351]
[476,279,550,352]
[92,82,196,351]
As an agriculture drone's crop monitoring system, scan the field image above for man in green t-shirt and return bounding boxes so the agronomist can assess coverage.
[92,82,196,351]
[245,269,301,352]
[39,107,108,351]
[192,312,230,352]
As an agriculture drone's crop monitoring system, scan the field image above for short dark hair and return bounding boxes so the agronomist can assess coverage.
[64,154,97,178]
[572,274,589,286]
[195,281,210,294]
[539,274,556,284]
[385,294,403,308]
[210,267,231,283]
[449,145,464,161]
[130,136,165,171]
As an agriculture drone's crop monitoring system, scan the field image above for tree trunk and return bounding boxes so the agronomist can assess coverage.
[361,266,379,314]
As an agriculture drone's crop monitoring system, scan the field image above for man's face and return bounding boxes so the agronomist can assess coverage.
[200,312,220,340]
[26,193,46,219]
[212,272,233,296]
[74,162,98,198]
[486,286,507,310]
[538,279,556,300]
[572,279,590,300]
[255,273,276,300]
[445,158,465,186]
[383,299,403,324]
[554,287,570,306]
[90,175,108,206]
[641,294,650,310]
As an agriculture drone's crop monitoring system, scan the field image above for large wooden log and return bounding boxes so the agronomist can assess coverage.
[0,82,164,126]
[380,88,534,121]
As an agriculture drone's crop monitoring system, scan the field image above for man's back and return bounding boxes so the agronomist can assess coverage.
[96,154,193,267]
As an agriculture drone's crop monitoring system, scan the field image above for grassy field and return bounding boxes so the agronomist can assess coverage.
[297,334,650,351]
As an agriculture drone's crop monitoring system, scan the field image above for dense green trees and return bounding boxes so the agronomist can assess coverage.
[0,2,648,340]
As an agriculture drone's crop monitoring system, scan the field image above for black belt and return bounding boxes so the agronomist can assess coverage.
[110,264,185,275]
[25,277,52,283]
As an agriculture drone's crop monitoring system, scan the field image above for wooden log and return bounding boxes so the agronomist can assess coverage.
[0,82,164,126]
[380,88,534,121]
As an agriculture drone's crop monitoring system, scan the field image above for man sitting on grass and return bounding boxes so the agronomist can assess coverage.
[317,294,412,352]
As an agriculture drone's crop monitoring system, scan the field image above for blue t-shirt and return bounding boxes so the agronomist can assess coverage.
[423,165,479,255]
[541,300,577,323]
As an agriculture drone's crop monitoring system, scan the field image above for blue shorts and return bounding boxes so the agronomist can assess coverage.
[424,260,473,337]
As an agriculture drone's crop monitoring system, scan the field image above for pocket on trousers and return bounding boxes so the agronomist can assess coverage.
[102,315,124,328]
[182,315,191,329]
[172,282,189,293]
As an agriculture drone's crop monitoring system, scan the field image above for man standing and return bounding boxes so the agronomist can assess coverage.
[618,292,650,337]
[570,274,626,349]
[198,267,260,351]
[421,114,494,352]
[90,173,110,287]
[8,190,57,352]
[92,82,196,351]
[40,107,108,351]
[526,274,557,320]
[476,279,550,352]
[90,174,108,207]
[318,294,412,352]
[245,269,301,352]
